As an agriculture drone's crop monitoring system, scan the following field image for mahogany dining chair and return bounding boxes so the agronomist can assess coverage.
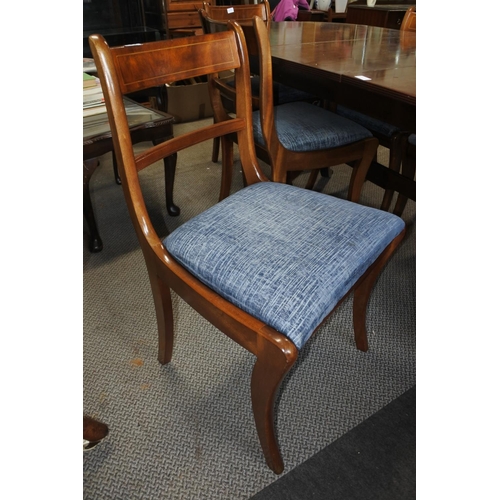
[199,0,317,163]
[89,23,405,474]
[213,15,379,200]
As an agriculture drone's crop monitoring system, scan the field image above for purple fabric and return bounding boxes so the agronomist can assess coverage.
[272,0,310,21]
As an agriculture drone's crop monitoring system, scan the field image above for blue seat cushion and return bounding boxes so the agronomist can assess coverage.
[253,101,373,152]
[336,104,400,138]
[165,183,404,349]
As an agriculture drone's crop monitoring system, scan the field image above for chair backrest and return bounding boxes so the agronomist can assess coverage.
[89,27,266,252]
[400,6,416,32]
[239,17,281,160]
[198,8,232,35]
[202,1,271,24]
[198,10,262,110]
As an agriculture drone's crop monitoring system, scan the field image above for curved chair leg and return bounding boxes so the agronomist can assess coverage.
[83,159,103,253]
[348,138,379,203]
[352,230,406,351]
[304,169,319,190]
[393,194,410,217]
[251,338,298,474]
[393,138,416,216]
[162,152,180,216]
[380,134,404,211]
[148,271,175,364]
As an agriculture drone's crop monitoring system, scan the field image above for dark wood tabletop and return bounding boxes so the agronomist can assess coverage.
[269,21,416,132]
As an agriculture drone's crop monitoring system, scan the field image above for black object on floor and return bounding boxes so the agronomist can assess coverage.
[250,386,416,500]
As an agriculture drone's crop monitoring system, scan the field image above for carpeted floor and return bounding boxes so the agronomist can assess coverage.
[83,117,416,499]
[250,385,415,500]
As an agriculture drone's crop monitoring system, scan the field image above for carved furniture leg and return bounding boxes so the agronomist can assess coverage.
[352,230,406,351]
[304,170,319,190]
[347,139,378,203]
[83,159,103,253]
[393,137,416,217]
[251,338,298,474]
[83,415,109,450]
[149,271,175,365]
[160,149,180,216]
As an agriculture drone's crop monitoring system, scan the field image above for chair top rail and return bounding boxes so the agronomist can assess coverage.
[91,31,242,96]
[202,0,270,22]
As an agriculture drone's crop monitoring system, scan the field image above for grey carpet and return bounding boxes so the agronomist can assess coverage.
[249,385,416,500]
[83,118,416,499]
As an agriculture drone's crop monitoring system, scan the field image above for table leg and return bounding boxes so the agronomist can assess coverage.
[112,151,121,185]
[83,159,103,253]
[163,152,180,216]
[83,415,109,450]
[366,160,416,208]
[113,142,178,215]
[152,136,179,216]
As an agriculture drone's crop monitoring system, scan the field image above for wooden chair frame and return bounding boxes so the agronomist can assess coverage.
[199,1,271,163]
[400,6,416,32]
[392,134,415,216]
[89,24,404,474]
[225,17,379,202]
[202,1,271,23]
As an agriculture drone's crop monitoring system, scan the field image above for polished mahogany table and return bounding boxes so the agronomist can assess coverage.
[269,21,415,131]
[268,21,416,199]
[83,97,178,252]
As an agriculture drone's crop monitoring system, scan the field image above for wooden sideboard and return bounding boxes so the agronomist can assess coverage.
[346,2,414,30]
[164,0,205,37]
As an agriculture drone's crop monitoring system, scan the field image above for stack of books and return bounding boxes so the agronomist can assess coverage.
[83,71,107,118]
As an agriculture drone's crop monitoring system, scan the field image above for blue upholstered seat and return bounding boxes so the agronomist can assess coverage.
[335,104,400,138]
[252,102,373,153]
[165,183,405,349]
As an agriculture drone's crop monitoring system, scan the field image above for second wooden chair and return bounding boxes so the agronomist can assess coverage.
[90,22,406,475]
[212,16,379,202]
[199,0,317,163]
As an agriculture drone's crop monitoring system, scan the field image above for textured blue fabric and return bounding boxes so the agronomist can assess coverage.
[336,105,400,138]
[252,101,372,152]
[165,183,404,349]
